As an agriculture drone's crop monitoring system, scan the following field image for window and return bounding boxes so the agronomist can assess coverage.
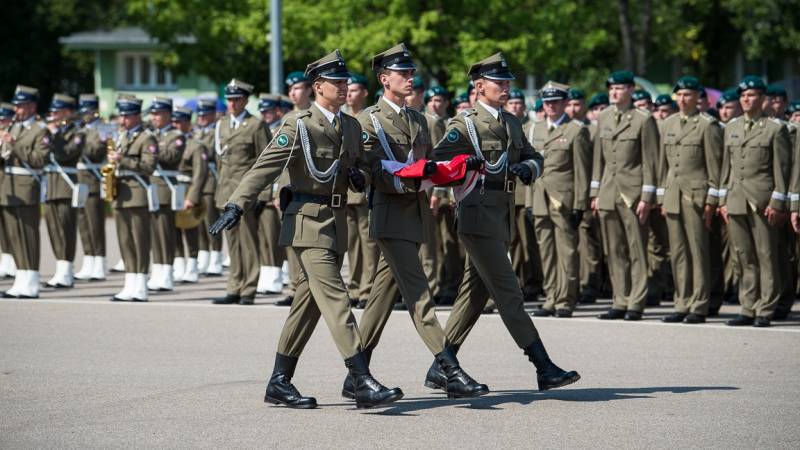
[117,52,176,90]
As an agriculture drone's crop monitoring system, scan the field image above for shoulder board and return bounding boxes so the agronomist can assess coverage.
[570,119,586,128]
[459,108,478,117]
[728,116,741,123]
[633,108,651,118]
[145,129,156,136]
[365,104,380,114]
[37,122,46,129]
[699,112,715,122]
[769,117,785,127]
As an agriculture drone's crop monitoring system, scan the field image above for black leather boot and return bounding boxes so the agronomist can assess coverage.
[345,351,403,409]
[341,349,372,400]
[524,339,581,391]
[424,343,460,391]
[264,353,317,409]
[436,346,489,398]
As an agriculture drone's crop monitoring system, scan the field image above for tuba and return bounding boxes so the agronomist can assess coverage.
[100,138,117,201]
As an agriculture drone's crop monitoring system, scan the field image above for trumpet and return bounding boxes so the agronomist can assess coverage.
[100,138,117,201]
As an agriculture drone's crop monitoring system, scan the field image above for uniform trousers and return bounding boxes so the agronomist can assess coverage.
[114,207,150,273]
[599,200,649,312]
[3,205,40,270]
[45,200,77,261]
[224,209,259,297]
[78,194,106,256]
[666,198,710,315]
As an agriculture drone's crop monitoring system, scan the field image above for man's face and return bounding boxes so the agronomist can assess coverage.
[790,111,800,124]
[740,89,763,116]
[171,118,191,133]
[196,112,215,127]
[121,114,141,130]
[346,84,368,110]
[468,89,477,106]
[315,78,348,108]
[261,108,278,124]
[456,102,470,113]
[770,97,788,117]
[698,96,709,112]
[675,89,698,114]
[535,110,546,121]
[288,83,312,107]
[654,105,673,121]
[505,98,526,119]
[761,96,773,115]
[14,102,36,120]
[634,98,653,111]
[427,96,448,117]
[149,110,170,129]
[477,78,510,105]
[718,102,741,123]
[565,99,585,120]
[380,69,415,98]
[543,99,566,121]
[49,108,71,122]
[608,84,633,106]
[226,97,247,116]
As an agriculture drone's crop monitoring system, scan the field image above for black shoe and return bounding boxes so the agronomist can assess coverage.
[213,294,240,304]
[3,291,19,298]
[578,294,596,304]
[684,313,706,324]
[131,297,148,302]
[424,344,459,392]
[624,311,642,321]
[662,313,687,323]
[707,307,720,317]
[524,339,580,391]
[274,295,293,307]
[345,351,403,409]
[110,296,127,302]
[355,299,367,309]
[726,315,754,326]
[723,292,739,305]
[772,309,789,321]
[523,292,539,303]
[264,353,317,409]
[341,350,372,400]
[753,316,771,328]
[598,308,626,320]
[532,307,555,317]
[239,296,254,305]
[482,305,496,314]
[436,346,489,398]
[45,282,73,289]
[555,309,573,318]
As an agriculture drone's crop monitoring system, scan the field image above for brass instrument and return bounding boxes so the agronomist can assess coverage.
[100,139,117,201]
[176,202,207,229]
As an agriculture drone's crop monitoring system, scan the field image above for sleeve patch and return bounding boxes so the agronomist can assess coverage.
[175,138,184,148]
[148,144,158,153]
[276,134,289,147]
[361,131,369,143]
[446,130,460,142]
[42,136,50,145]
[73,136,83,145]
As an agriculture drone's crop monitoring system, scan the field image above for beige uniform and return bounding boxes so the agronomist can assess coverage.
[150,127,186,267]
[175,135,209,259]
[77,120,107,259]
[196,125,223,254]
[45,122,85,263]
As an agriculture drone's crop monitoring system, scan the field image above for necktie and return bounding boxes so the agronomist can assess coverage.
[398,108,411,133]
[615,112,622,125]
[332,116,341,135]
[745,120,754,132]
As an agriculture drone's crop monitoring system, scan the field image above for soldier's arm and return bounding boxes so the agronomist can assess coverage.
[119,136,156,175]
[187,142,209,205]
[704,121,723,207]
[348,120,371,190]
[572,126,592,210]
[431,116,472,162]
[158,135,184,166]
[589,122,603,199]
[430,116,446,146]
[640,115,659,204]
[655,123,667,205]
[519,138,544,181]
[718,131,731,208]
[56,129,86,163]
[84,129,106,161]
[252,121,273,161]
[18,128,52,168]
[770,124,792,211]
[358,112,419,194]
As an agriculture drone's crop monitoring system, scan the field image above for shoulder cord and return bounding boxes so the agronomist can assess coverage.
[297,118,338,185]
[463,115,507,174]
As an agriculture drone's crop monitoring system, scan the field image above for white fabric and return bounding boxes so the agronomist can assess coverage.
[5,270,23,296]
[0,253,17,278]
[206,251,223,274]
[182,258,199,283]
[132,273,148,301]
[172,257,186,279]
[313,102,341,124]
[771,191,787,201]
[47,260,73,287]
[112,259,125,272]
[116,273,135,300]
[90,256,106,280]
[147,264,163,291]
[75,256,94,280]
[197,250,210,273]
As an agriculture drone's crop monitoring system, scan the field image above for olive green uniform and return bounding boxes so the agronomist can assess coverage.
[44,122,85,264]
[150,127,186,267]
[345,174,377,303]
[175,135,209,259]
[195,125,223,255]
[579,120,607,298]
[78,120,107,260]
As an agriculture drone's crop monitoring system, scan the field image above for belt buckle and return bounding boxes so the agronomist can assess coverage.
[331,193,342,208]
[505,180,516,193]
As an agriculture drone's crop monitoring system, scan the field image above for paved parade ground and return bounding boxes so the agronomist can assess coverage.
[1,224,800,449]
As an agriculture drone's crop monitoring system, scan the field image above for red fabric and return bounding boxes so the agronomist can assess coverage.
[393,154,471,185]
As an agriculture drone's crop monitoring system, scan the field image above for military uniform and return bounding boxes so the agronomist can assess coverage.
[193,99,224,275]
[0,103,16,279]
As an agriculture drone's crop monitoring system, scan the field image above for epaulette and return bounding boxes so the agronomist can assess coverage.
[633,108,651,118]
[36,121,46,129]
[365,104,381,114]
[459,108,478,117]
[699,112,715,122]
[571,119,586,128]
[728,116,741,123]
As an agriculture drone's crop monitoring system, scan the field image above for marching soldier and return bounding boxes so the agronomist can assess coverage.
[211,79,272,305]
[194,98,224,276]
[529,82,592,317]
[211,50,404,409]
[109,95,157,302]
[172,106,209,283]
[0,103,16,279]
[1,86,50,298]
[658,77,723,324]
[720,76,791,328]
[43,94,85,288]
[591,71,660,321]
[74,94,108,281]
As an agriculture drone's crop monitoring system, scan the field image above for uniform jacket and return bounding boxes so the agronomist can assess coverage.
[178,135,209,206]
[214,111,272,209]
[151,126,186,206]
[114,126,157,209]
[46,121,85,202]
[196,124,217,196]
[0,117,50,207]
[79,120,107,195]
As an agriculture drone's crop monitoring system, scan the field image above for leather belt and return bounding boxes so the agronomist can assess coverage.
[476,179,516,193]
[292,192,344,208]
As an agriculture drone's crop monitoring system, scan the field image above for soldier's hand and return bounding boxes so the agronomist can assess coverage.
[764,206,786,227]
[569,209,583,229]
[183,199,195,210]
[464,156,484,171]
[430,195,440,216]
[591,198,599,218]
[422,160,438,178]
[718,205,729,224]
[792,212,800,234]
[348,167,366,192]
[209,203,244,235]
[658,205,667,218]
[635,201,651,225]
[703,205,716,230]
[108,150,122,162]
[509,163,533,185]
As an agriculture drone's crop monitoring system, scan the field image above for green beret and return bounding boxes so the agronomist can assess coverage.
[632,90,651,102]
[653,94,672,107]
[767,84,787,98]
[412,74,425,91]
[786,100,800,114]
[673,76,701,93]
[348,74,369,88]
[533,98,543,112]
[285,71,309,87]
[588,92,609,109]
[424,86,449,103]
[606,70,635,87]
[453,92,470,107]
[508,88,525,101]
[567,88,585,100]
[737,75,766,94]
[716,89,740,108]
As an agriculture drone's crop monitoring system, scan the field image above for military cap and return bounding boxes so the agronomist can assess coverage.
[606,70,635,87]
[348,73,369,88]
[588,92,610,109]
[171,105,193,121]
[508,88,525,101]
[225,79,253,98]
[0,102,15,119]
[412,74,425,91]
[258,93,280,111]
[540,81,569,101]
[653,94,672,107]
[786,100,800,114]
[196,98,217,114]
[716,88,739,109]
[766,84,787,98]
[632,89,652,102]
[425,86,449,103]
[371,43,416,72]
[49,94,76,111]
[737,75,767,94]
[78,94,99,112]
[533,98,544,112]
[698,87,707,98]
[567,88,585,100]
[285,71,309,87]
[12,85,39,104]
[453,92,470,107]
[148,96,173,113]
[673,76,701,93]
[305,49,351,81]
[468,52,514,81]
[116,94,143,116]
[279,94,294,109]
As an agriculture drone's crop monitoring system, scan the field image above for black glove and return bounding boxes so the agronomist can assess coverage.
[509,163,533,185]
[209,203,244,235]
[253,200,268,216]
[348,167,366,192]
[422,160,438,178]
[569,209,584,229]
[465,156,484,171]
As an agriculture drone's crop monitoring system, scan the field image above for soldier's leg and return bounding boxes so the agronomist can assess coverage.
[438,207,464,300]
[618,202,649,312]
[114,209,135,271]
[726,214,758,317]
[682,200,710,315]
[356,205,378,303]
[345,205,363,299]
[202,194,223,252]
[175,228,186,259]
[666,210,691,313]
[184,226,200,258]
[721,223,740,297]
[775,224,795,315]
[257,210,271,267]
[750,209,781,318]
[647,212,672,300]
[708,217,726,311]
[224,217,243,296]
[45,201,69,261]
[443,255,492,347]
[419,217,439,294]
[579,215,604,298]
[6,206,40,270]
[131,207,151,273]
[552,206,580,311]
[263,207,286,267]
[276,263,321,357]
[599,208,631,311]
[359,251,399,349]
[237,211,260,298]
[521,208,543,298]
[150,210,170,265]
[533,213,558,310]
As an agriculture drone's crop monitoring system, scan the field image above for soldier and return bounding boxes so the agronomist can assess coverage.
[633,90,653,112]
[454,93,471,113]
[586,93,609,123]
[0,86,50,298]
[344,74,378,308]
[171,106,208,283]
[529,82,592,317]
[565,88,588,122]
[211,79,272,305]
[717,89,742,125]
[211,50,404,410]
[658,77,723,324]
[532,98,545,122]
[194,98,224,276]
[653,94,676,121]
[0,103,16,279]
[646,93,673,307]
[591,71,659,321]
[719,76,791,328]
[43,94,85,288]
[286,71,312,110]
[74,94,108,281]
[426,52,579,392]
[145,97,185,292]
[109,95,157,302]
[787,101,800,124]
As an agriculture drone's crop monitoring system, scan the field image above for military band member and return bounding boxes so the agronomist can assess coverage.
[429,53,579,392]
[74,94,108,281]
[719,76,791,328]
[109,95,157,302]
[658,77,723,324]
[43,94,85,288]
[1,86,50,298]
[591,71,660,321]
[211,50,404,409]
[0,103,16,279]
[194,98,224,275]
[211,79,272,305]
[653,94,676,121]
[529,82,592,317]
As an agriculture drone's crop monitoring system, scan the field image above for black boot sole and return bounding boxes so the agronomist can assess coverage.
[341,389,355,400]
[264,395,318,409]
[424,380,447,391]
[538,373,581,391]
[355,391,404,409]
[447,387,490,399]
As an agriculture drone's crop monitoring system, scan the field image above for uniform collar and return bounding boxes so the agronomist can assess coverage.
[477,100,501,120]
[126,124,142,137]
[230,110,247,127]
[679,109,699,121]
[381,96,407,115]
[313,101,341,124]
[158,124,173,135]
[547,113,567,129]
[21,115,36,128]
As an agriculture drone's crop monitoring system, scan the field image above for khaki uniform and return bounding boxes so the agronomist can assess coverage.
[434,103,544,349]
[78,120,107,259]
[175,135,209,259]
[530,117,592,311]
[229,104,366,359]
[214,111,272,298]
[721,115,791,318]
[579,119,607,298]
[150,127,186,267]
[45,122,85,263]
[196,125,223,254]
[256,119,287,293]
[657,111,723,315]
[345,157,377,303]
[591,105,659,312]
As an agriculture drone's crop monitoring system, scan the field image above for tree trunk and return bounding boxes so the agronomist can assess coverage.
[617,0,635,71]
[636,0,653,76]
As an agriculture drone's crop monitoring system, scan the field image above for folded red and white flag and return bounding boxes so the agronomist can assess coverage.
[381,153,480,201]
